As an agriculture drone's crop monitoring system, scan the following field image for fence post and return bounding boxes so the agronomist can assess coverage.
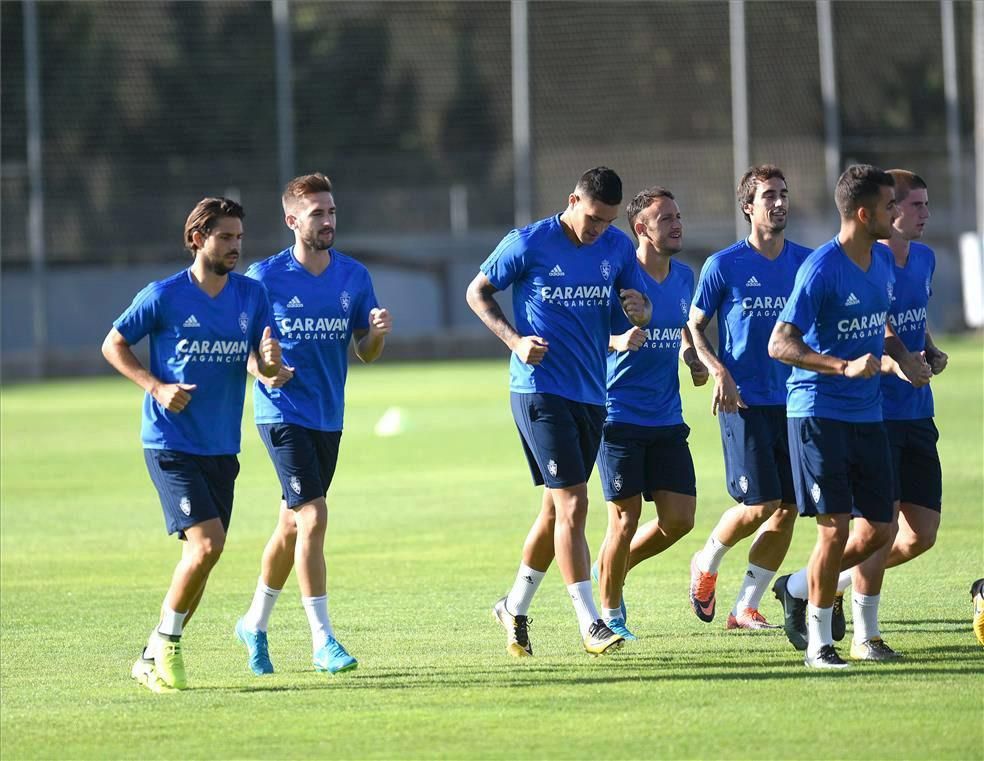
[24,0,46,378]
[817,0,840,194]
[730,1,749,239]
[511,0,532,228]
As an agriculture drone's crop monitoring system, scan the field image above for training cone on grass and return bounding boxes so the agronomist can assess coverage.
[374,406,407,437]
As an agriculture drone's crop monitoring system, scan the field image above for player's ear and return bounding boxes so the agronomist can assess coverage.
[634,220,648,239]
[191,229,207,250]
[568,193,579,209]
[284,213,297,230]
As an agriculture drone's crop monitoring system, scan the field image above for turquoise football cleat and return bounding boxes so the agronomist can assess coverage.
[235,617,274,675]
[313,636,358,674]
[604,617,637,641]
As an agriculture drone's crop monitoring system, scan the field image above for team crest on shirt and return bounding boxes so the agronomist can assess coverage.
[680,298,689,317]
[179,497,191,516]
[738,475,749,494]
[600,260,611,281]
[547,459,558,477]
[612,473,623,493]
[925,278,931,296]
[887,282,894,302]
[238,312,249,334]
[811,482,822,504]
[340,291,351,313]
[289,476,302,495]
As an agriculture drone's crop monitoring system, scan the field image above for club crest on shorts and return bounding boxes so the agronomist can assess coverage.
[600,260,611,281]
[547,459,558,477]
[179,497,191,516]
[289,476,302,495]
[811,482,822,504]
[340,291,351,313]
[239,312,249,334]
[612,473,623,493]
[738,475,749,494]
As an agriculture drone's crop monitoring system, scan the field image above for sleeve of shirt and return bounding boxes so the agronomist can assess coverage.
[479,230,526,291]
[928,249,936,298]
[353,269,380,332]
[112,283,161,346]
[250,281,276,353]
[692,256,726,317]
[685,266,696,307]
[778,260,826,335]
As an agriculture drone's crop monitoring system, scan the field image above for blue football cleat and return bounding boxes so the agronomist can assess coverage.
[591,561,628,622]
[314,636,358,674]
[604,617,637,641]
[235,617,274,675]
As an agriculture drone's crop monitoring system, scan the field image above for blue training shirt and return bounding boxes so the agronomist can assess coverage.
[606,259,694,426]
[778,237,895,423]
[480,214,649,406]
[113,269,274,455]
[246,247,378,432]
[880,241,935,420]
[692,239,812,406]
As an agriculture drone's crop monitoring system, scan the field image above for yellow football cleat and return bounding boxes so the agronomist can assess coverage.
[153,637,188,690]
[971,579,984,647]
[493,597,533,657]
[582,619,624,656]
[131,655,176,694]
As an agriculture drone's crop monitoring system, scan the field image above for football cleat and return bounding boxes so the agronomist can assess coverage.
[689,553,718,623]
[492,596,533,657]
[313,636,358,674]
[235,617,274,675]
[591,561,627,622]
[804,644,850,669]
[583,619,625,656]
[153,636,187,690]
[850,637,902,661]
[772,574,808,651]
[832,594,847,642]
[604,617,637,641]
[726,608,781,630]
[131,652,176,694]
[971,578,984,647]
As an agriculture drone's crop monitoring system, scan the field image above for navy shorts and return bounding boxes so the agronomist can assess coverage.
[510,392,605,489]
[257,423,342,508]
[144,449,239,539]
[787,417,893,523]
[719,405,795,505]
[885,418,942,511]
[596,422,696,502]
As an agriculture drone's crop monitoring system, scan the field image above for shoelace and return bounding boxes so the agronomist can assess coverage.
[745,609,768,624]
[513,616,531,647]
[695,571,717,600]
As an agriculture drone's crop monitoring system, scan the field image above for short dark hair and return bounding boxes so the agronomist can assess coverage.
[283,172,333,211]
[626,186,675,240]
[183,197,244,253]
[886,169,927,204]
[736,165,786,223]
[574,167,622,206]
[835,164,895,218]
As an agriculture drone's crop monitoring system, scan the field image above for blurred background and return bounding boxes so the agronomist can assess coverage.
[2,0,982,378]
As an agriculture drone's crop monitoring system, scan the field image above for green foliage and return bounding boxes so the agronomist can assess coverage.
[1,336,982,758]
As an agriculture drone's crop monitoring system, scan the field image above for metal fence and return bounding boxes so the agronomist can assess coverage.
[1,1,982,377]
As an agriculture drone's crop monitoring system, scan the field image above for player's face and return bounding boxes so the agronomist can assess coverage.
[288,192,336,251]
[198,216,243,276]
[568,194,620,246]
[637,197,683,255]
[747,177,788,233]
[892,188,930,240]
[864,185,898,239]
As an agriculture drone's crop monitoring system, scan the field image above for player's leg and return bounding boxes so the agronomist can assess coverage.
[887,503,940,567]
[728,504,795,629]
[598,496,641,637]
[630,490,695,566]
[803,513,851,668]
[885,419,943,568]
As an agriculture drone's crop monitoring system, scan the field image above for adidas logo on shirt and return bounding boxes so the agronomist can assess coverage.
[844,292,861,306]
[745,276,762,287]
[548,265,565,277]
[182,315,200,328]
[286,296,304,308]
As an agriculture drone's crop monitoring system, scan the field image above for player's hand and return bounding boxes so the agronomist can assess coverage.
[152,382,196,413]
[611,326,646,352]
[619,289,648,323]
[711,370,746,415]
[512,336,549,365]
[689,358,710,387]
[259,326,282,373]
[368,307,392,337]
[259,363,295,389]
[897,351,932,388]
[925,347,948,375]
[844,353,880,379]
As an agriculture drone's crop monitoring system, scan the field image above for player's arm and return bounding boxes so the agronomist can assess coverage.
[688,305,743,413]
[768,321,879,378]
[465,272,547,365]
[923,329,948,374]
[680,324,708,386]
[101,327,196,413]
[609,326,645,352]
[354,307,392,363]
[883,322,932,387]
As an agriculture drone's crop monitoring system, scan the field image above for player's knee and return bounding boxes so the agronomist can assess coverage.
[906,531,936,557]
[191,534,225,567]
[869,522,893,549]
[611,509,639,539]
[747,500,780,524]
[664,511,695,539]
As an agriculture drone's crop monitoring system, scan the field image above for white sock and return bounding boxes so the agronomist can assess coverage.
[696,534,731,574]
[852,592,881,644]
[302,594,334,653]
[601,607,622,622]
[567,580,600,637]
[505,563,545,616]
[157,605,187,638]
[732,563,776,614]
[786,568,809,600]
[806,603,833,657]
[836,570,852,594]
[243,578,281,632]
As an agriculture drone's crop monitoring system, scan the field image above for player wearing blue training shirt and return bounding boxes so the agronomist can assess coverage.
[769,165,931,669]
[688,165,811,631]
[466,167,652,657]
[593,187,708,641]
[102,198,282,692]
[234,173,391,677]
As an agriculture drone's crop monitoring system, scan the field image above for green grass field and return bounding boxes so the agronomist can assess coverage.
[2,336,982,759]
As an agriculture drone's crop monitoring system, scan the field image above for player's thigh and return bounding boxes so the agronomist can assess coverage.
[256,423,332,508]
[143,449,231,539]
[787,417,853,517]
[643,424,697,503]
[897,419,942,512]
[720,407,785,505]
[597,422,648,502]
[511,392,594,489]
[848,422,894,525]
